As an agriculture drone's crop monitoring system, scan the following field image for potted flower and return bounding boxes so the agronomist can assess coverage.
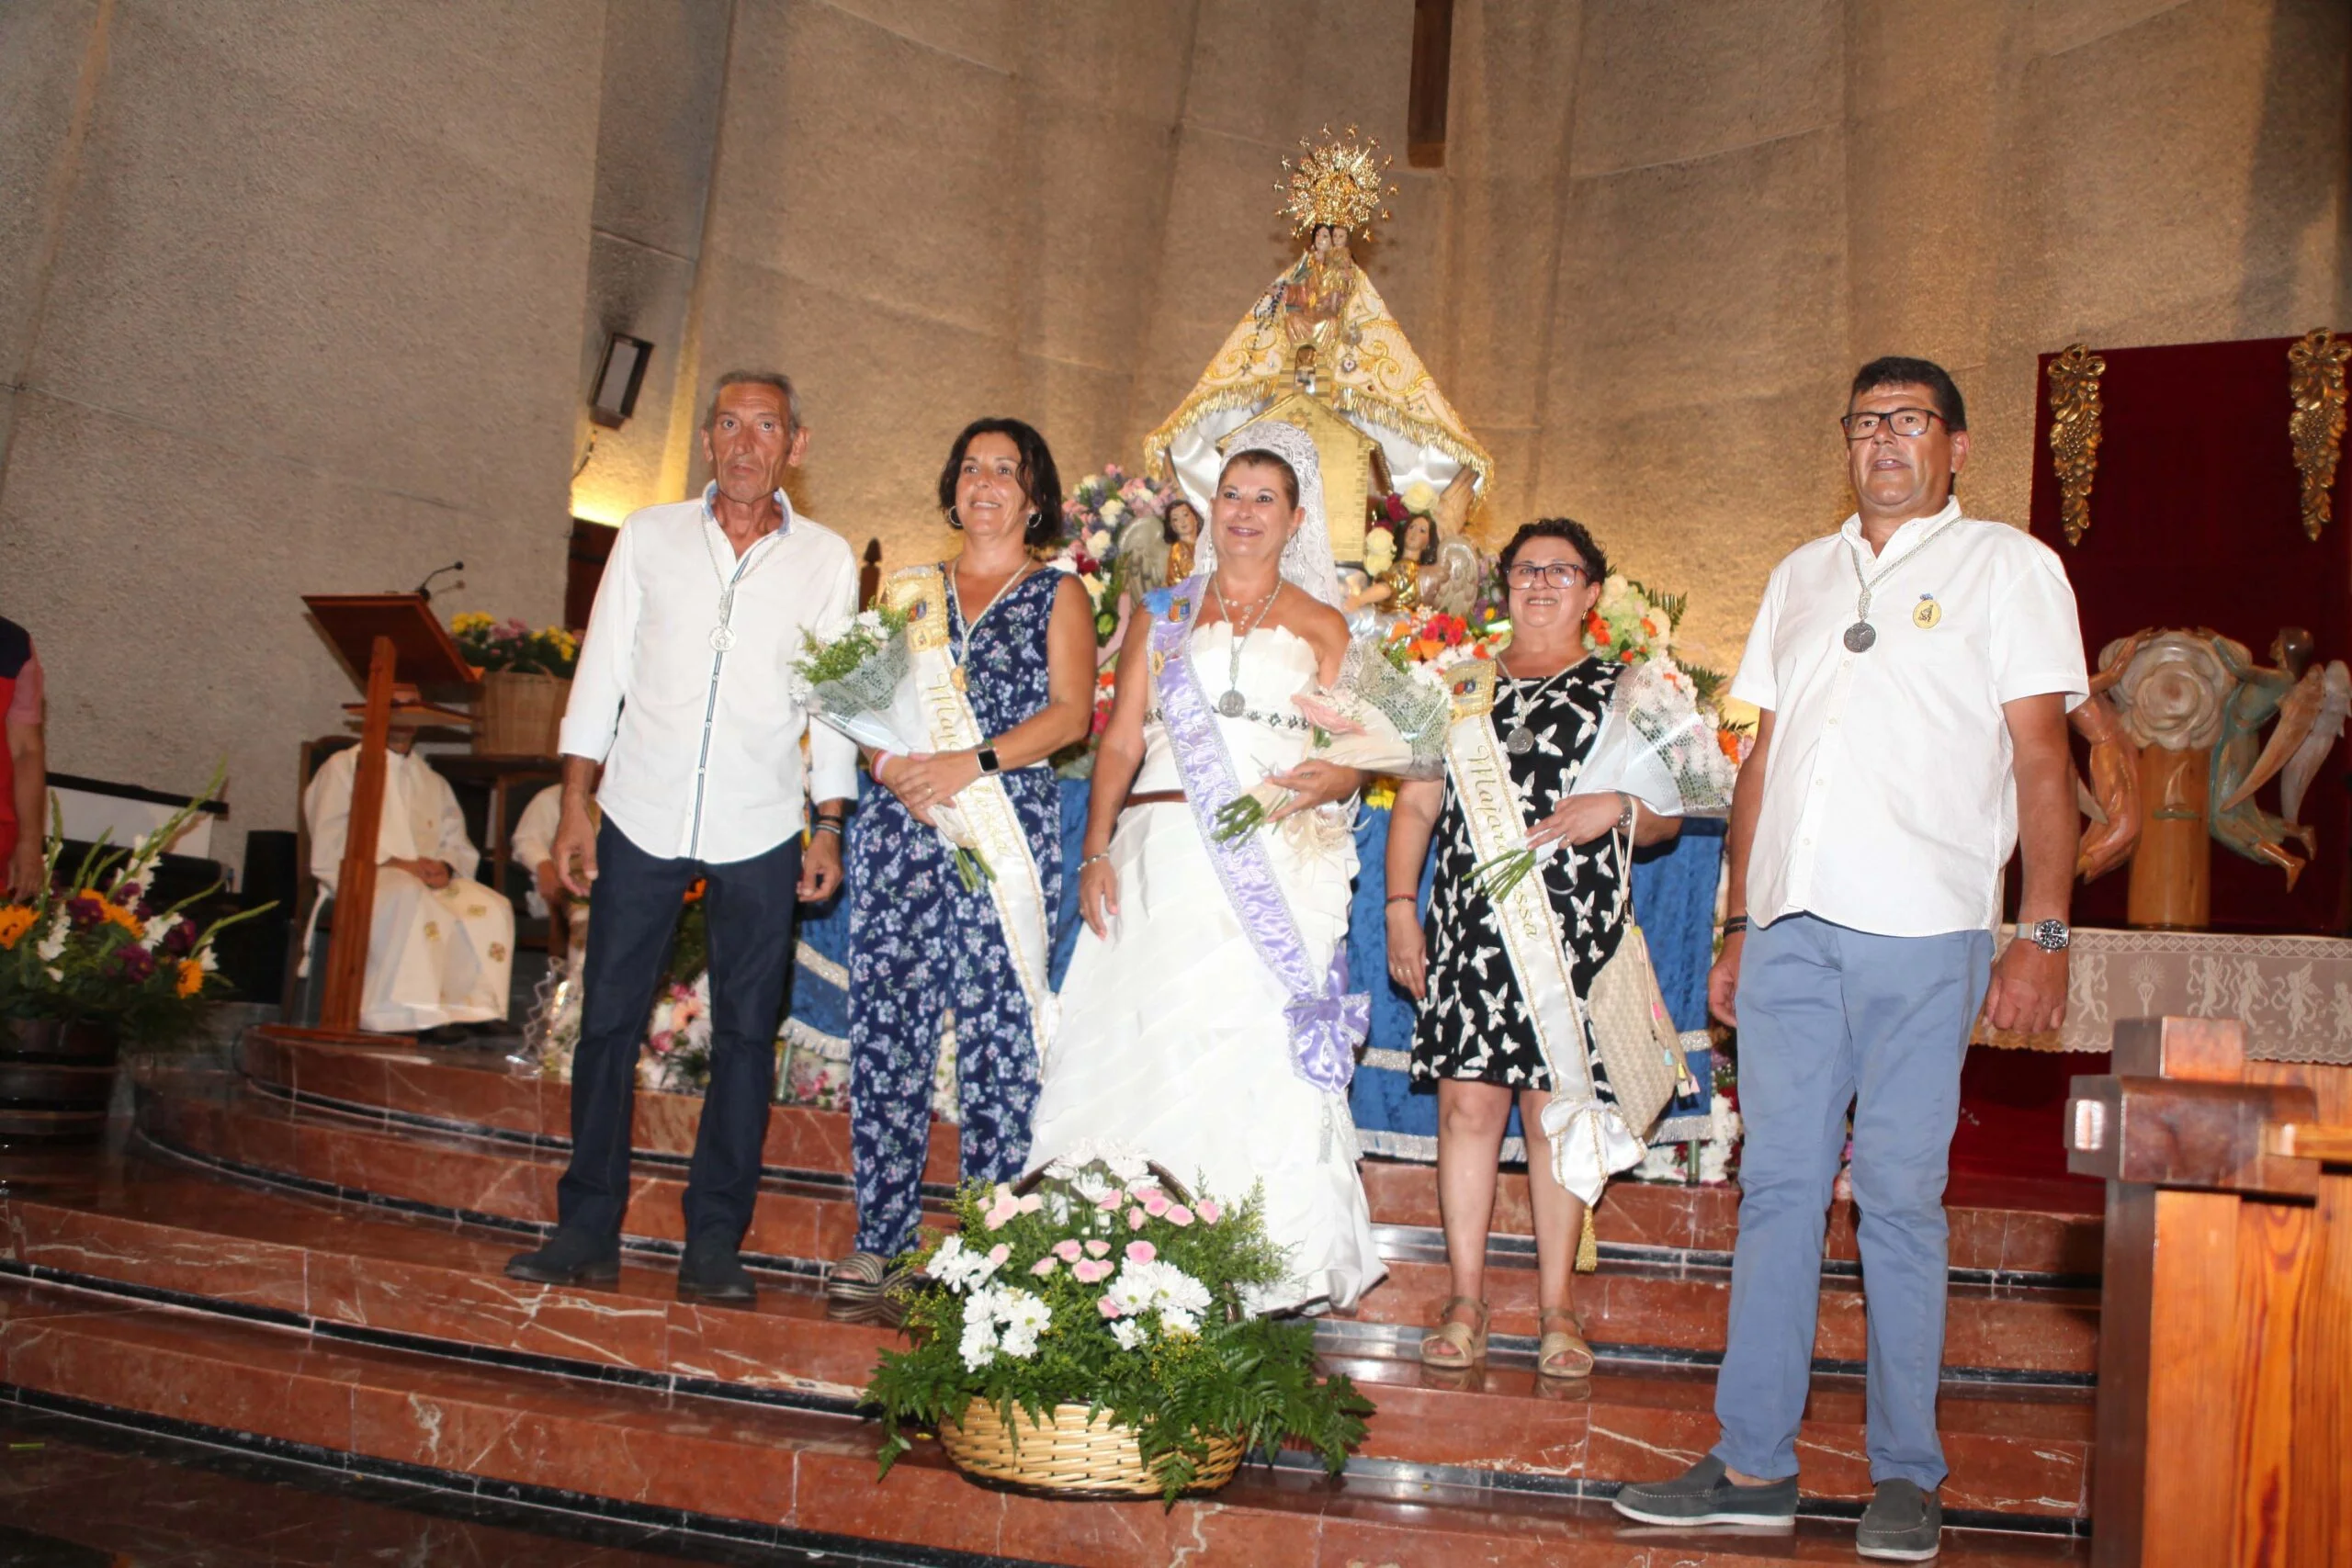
[0,792,269,1141]
[450,614,579,757]
[866,1146,1372,1504]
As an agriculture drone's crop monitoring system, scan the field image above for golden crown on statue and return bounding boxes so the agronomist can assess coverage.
[1277,126,1395,236]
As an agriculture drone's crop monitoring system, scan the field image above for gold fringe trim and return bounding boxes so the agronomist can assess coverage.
[1576,1205,1599,1273]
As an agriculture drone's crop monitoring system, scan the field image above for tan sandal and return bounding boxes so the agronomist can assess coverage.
[1537,1306,1595,1380]
[1419,1296,1488,1368]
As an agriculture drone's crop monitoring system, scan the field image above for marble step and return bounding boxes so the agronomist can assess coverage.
[138,1078,2101,1377]
[0,1277,2095,1562]
[244,1029,2107,1280]
[0,1162,2094,1520]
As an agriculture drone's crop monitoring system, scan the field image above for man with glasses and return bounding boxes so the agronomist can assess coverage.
[1614,357,2087,1561]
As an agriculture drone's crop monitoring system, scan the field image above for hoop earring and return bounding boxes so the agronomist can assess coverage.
[946,506,964,530]
[1026,510,1041,530]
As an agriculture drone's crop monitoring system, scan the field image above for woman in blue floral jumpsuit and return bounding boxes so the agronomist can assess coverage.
[828,418,1096,1320]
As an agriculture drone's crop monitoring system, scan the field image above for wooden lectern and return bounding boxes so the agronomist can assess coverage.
[300,594,477,1035]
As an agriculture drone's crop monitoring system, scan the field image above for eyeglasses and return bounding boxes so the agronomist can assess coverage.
[1840,407,1944,440]
[1505,561,1591,588]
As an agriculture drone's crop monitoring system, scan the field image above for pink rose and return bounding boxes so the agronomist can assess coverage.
[1030,1256,1057,1277]
[1127,1208,1148,1231]
[1097,1293,1123,1318]
[1083,1239,1111,1258]
[1052,1239,1084,1263]
[1073,1259,1113,1283]
[1196,1200,1222,1224]
[1125,1240,1157,1264]
[1165,1205,1193,1227]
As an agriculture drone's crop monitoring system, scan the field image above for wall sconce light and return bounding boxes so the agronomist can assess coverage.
[590,333,654,429]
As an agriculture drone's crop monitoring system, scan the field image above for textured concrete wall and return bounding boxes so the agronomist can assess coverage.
[0,1,605,868]
[3,0,2344,870]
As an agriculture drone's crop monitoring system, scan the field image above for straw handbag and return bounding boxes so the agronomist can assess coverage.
[1584,830,1690,1143]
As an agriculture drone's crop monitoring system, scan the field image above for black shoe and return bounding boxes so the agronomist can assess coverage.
[678,1237,757,1305]
[1611,1456,1799,1527]
[1856,1479,1941,1561]
[503,1228,619,1286]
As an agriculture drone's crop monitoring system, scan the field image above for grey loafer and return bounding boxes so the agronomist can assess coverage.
[1856,1478,1941,1561]
[1611,1456,1799,1527]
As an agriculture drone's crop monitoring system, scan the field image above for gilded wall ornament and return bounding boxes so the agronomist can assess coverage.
[2287,326,2348,541]
[2046,343,2106,547]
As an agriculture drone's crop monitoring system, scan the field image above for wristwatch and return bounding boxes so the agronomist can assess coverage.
[976,745,1002,776]
[2019,918,2071,953]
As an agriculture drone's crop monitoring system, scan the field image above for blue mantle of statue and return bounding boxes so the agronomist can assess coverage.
[786,777,1723,1161]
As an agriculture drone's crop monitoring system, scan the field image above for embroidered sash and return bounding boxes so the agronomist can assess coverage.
[885,567,1058,1063]
[1148,578,1364,1095]
[1440,659,1645,1206]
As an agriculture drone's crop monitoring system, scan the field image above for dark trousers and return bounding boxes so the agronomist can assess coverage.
[556,818,801,1248]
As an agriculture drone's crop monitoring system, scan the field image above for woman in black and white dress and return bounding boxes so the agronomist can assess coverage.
[1385,518,1679,1378]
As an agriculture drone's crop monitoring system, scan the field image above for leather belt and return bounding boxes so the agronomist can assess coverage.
[1121,789,1186,815]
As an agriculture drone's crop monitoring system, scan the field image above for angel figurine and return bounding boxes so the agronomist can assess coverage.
[2213,626,2348,888]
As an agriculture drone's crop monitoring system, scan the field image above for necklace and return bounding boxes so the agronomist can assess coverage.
[1842,510,1962,652]
[1499,656,1578,755]
[701,519,784,653]
[1206,577,1283,717]
[948,558,1032,694]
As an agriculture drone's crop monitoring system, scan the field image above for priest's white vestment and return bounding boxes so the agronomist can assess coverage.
[304,748,514,1032]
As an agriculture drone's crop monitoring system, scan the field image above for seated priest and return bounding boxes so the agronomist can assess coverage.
[302,722,514,1037]
[510,781,566,919]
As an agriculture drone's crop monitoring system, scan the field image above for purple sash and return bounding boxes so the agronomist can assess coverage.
[1149,578,1364,1094]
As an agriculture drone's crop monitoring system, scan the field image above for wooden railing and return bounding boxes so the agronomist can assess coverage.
[2066,1017,2352,1568]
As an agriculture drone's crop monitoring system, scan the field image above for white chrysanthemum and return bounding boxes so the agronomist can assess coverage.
[994,1288,1052,1359]
[1110,1319,1146,1351]
[37,913,66,963]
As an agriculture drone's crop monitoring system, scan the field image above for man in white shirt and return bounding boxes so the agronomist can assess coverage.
[505,372,857,1306]
[303,724,514,1037]
[1614,358,2086,1561]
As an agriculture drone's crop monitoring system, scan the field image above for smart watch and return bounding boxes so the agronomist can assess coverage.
[2020,919,2071,953]
[977,746,1002,776]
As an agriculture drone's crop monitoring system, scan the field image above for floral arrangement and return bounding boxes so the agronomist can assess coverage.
[866,1145,1372,1503]
[449,614,579,679]
[1380,606,1512,675]
[791,604,909,690]
[0,789,266,1043]
[1052,465,1176,649]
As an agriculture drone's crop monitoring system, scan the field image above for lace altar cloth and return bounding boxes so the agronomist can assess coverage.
[1973,927,2352,1066]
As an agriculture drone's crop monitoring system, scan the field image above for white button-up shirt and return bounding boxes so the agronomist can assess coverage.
[1729,498,2089,937]
[560,486,859,863]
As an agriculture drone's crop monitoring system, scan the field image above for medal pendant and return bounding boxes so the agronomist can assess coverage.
[1843,621,1877,653]
[1505,726,1535,756]
[951,665,967,694]
[1216,690,1247,717]
[708,625,737,653]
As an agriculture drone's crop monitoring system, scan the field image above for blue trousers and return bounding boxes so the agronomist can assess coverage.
[1712,913,1991,1491]
[556,820,800,1248]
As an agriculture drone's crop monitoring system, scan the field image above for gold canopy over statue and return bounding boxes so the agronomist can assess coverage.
[1144,128,1496,566]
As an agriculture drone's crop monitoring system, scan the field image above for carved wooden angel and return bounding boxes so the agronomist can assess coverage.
[2216,627,2349,875]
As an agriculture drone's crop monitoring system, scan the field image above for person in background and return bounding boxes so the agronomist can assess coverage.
[826,418,1093,1322]
[1,617,44,898]
[302,718,515,1039]
[505,370,855,1308]
[1612,357,2086,1562]
[510,782,567,920]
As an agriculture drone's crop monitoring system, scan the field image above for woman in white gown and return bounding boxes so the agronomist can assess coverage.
[1029,421,1385,1313]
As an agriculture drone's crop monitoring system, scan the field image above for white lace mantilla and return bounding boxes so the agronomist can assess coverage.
[1974,927,2352,1065]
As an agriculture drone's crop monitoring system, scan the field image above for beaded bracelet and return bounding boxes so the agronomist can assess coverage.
[1078,852,1111,872]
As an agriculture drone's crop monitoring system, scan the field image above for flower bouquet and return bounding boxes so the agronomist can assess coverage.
[1209,615,1482,843]
[792,605,989,892]
[0,784,269,1045]
[866,1145,1372,1504]
[448,614,580,678]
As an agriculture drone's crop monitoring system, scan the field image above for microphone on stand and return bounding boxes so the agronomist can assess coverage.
[413,560,465,602]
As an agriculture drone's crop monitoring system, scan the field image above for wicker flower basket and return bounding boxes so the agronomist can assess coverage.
[938,1400,1243,1497]
[476,671,570,757]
